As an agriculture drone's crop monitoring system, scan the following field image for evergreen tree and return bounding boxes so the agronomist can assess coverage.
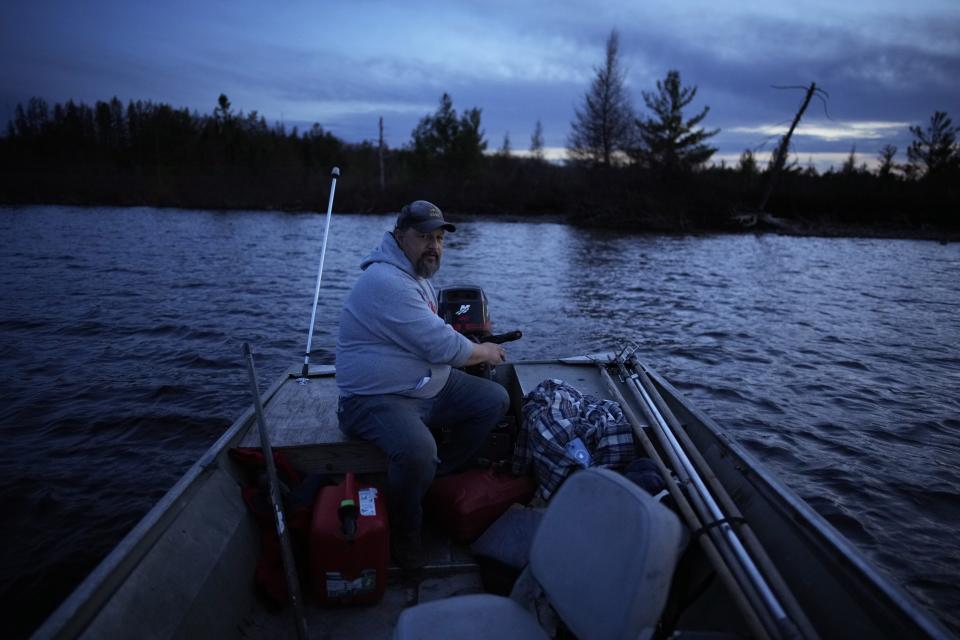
[567,30,635,167]
[452,105,486,167]
[633,69,718,174]
[738,149,758,175]
[876,144,898,179]
[841,145,858,175]
[498,131,512,157]
[410,93,487,171]
[214,94,232,123]
[530,119,545,161]
[907,111,959,178]
[12,97,50,138]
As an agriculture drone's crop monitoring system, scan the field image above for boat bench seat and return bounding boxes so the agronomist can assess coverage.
[237,372,389,473]
[394,468,684,640]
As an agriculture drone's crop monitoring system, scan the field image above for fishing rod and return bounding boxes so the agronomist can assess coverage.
[243,343,310,640]
[596,363,773,640]
[628,359,815,639]
[300,166,340,383]
[610,349,813,639]
[608,355,783,637]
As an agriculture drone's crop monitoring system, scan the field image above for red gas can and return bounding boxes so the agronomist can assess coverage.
[425,467,536,543]
[310,473,389,606]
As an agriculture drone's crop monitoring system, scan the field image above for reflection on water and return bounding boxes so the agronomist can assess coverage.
[1,205,959,636]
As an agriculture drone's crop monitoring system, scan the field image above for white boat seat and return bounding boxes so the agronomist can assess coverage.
[394,593,549,639]
[394,468,684,640]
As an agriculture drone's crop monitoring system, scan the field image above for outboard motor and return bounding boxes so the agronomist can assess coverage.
[439,285,491,341]
[439,285,522,377]
[439,285,522,467]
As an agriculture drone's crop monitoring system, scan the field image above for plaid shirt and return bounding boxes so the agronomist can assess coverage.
[513,378,636,501]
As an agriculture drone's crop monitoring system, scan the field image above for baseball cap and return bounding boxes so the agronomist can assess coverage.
[396,200,456,233]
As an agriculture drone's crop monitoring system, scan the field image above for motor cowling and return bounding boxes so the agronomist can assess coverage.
[438,285,491,342]
[439,285,522,380]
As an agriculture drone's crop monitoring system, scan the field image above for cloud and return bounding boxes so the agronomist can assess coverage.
[610,5,960,128]
[2,0,957,158]
[730,120,911,142]
[500,146,570,163]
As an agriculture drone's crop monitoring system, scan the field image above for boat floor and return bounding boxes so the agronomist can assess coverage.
[239,526,485,639]
[236,358,614,638]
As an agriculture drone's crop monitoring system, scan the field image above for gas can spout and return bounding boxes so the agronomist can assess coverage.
[338,500,358,540]
[338,472,359,540]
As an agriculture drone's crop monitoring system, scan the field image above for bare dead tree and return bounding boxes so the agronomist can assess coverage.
[757,83,827,211]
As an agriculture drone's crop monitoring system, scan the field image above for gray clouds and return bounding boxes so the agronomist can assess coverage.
[1,0,957,167]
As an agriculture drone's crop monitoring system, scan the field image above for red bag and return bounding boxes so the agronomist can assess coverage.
[425,468,536,543]
[228,447,315,608]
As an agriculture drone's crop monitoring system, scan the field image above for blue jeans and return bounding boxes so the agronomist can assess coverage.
[338,369,510,535]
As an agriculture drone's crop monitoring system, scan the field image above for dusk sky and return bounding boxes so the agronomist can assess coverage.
[2,0,958,171]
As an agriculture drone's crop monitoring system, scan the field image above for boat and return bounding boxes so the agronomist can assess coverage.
[31,345,952,639]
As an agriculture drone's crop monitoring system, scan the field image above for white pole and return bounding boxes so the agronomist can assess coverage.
[300,166,340,382]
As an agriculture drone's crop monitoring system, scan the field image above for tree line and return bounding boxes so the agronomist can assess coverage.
[1,30,957,235]
[565,32,960,181]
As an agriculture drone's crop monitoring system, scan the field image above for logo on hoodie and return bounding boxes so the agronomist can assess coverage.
[418,288,438,314]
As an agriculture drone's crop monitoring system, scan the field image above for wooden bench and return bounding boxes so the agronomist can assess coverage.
[237,366,388,474]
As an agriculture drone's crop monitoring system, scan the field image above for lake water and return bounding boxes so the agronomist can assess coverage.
[1,205,958,637]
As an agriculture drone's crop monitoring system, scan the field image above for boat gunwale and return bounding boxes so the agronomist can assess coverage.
[643,364,952,639]
[31,366,296,640]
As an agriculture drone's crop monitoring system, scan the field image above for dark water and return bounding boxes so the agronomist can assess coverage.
[1,205,958,637]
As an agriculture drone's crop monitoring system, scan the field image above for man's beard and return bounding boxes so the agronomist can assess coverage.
[415,253,440,278]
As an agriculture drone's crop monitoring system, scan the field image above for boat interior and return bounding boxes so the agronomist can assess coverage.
[34,356,950,640]
[236,358,714,640]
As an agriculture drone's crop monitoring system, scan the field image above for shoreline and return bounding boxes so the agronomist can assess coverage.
[3,200,957,243]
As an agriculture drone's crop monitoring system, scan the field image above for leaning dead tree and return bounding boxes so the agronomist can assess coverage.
[757,82,827,212]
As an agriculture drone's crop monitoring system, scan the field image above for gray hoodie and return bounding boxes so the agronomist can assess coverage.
[335,231,474,398]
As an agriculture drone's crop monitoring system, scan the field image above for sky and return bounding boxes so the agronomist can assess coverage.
[2,0,958,171]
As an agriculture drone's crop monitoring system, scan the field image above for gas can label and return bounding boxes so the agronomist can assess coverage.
[326,569,377,598]
[358,488,378,516]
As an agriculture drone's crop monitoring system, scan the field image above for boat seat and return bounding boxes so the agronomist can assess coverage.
[394,468,684,640]
[394,593,549,638]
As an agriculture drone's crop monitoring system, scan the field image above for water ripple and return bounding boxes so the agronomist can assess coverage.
[1,208,958,636]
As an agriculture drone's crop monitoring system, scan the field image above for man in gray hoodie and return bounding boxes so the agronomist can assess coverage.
[336,200,509,568]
